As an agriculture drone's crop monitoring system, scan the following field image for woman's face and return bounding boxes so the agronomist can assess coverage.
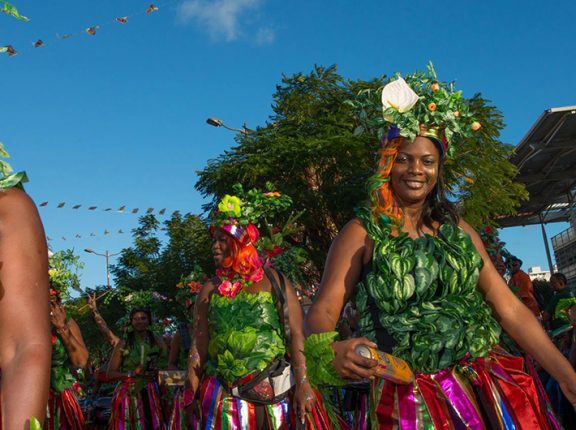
[131,311,150,332]
[212,230,231,267]
[390,136,440,207]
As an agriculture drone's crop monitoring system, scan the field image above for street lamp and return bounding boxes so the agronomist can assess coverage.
[84,248,120,288]
[206,117,253,135]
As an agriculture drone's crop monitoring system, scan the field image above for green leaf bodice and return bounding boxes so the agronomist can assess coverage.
[51,334,77,393]
[205,290,286,385]
[121,337,163,371]
[355,208,501,373]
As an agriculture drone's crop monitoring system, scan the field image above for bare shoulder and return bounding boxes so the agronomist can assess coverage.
[0,187,38,217]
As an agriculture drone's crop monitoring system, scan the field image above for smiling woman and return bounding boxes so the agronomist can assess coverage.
[304,65,576,429]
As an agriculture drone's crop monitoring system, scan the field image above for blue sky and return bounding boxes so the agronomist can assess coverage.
[2,0,575,290]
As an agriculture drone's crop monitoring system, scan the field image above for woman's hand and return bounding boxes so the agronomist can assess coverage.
[332,338,378,380]
[293,380,315,424]
[559,376,576,407]
[87,293,98,312]
[49,301,67,330]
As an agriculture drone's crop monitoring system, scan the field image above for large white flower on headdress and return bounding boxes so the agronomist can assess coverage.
[381,77,419,114]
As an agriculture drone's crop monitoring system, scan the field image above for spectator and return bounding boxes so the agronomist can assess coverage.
[507,256,542,317]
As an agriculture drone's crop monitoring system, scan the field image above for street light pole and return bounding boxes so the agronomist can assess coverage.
[206,117,253,135]
[84,248,120,288]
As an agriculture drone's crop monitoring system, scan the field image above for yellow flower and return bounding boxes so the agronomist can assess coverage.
[218,195,242,217]
[431,83,440,92]
[176,282,184,289]
[263,191,281,198]
[48,268,58,278]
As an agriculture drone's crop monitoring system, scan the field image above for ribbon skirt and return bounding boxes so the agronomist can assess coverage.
[367,348,560,430]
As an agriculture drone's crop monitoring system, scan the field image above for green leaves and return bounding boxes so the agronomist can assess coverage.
[1,1,29,22]
[355,211,501,373]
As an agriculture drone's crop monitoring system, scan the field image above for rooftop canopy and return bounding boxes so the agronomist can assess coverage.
[497,106,576,227]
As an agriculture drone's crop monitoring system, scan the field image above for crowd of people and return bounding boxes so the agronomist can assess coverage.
[2,66,576,430]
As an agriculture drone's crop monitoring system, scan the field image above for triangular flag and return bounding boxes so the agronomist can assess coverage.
[131,208,139,214]
[75,234,81,238]
[118,229,124,234]
[33,40,44,48]
[116,16,128,24]
[146,4,159,13]
[1,45,18,56]
[73,204,82,209]
[40,201,48,207]
[47,236,53,241]
[57,202,65,208]
[146,208,154,213]
[159,208,166,215]
[104,208,112,211]
[117,206,125,213]
[85,26,99,36]
[90,233,96,236]
[61,236,67,241]
[104,229,110,236]
[89,206,97,210]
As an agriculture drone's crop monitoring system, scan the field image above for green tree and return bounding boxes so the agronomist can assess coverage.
[196,65,527,284]
[110,212,213,321]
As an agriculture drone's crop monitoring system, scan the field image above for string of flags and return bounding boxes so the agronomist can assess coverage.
[1,2,174,57]
[39,201,186,242]
[47,229,126,242]
[38,200,180,217]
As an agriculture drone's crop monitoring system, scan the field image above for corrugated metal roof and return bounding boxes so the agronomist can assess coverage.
[497,106,576,227]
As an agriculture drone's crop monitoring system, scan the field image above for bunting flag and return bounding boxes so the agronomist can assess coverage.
[1,2,173,58]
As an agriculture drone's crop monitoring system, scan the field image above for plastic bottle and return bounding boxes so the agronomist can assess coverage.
[355,345,415,384]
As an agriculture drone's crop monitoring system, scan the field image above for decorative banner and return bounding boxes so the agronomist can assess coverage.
[1,2,170,57]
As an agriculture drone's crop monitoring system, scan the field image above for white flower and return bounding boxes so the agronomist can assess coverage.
[381,77,419,114]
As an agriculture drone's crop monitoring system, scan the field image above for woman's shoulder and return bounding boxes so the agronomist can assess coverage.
[0,186,36,214]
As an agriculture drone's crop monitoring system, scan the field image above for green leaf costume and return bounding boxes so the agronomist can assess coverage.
[354,207,501,373]
[205,290,286,385]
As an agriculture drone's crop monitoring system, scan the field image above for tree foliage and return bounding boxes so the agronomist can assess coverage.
[196,65,527,284]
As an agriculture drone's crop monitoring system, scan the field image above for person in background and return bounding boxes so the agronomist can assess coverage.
[0,159,51,428]
[107,307,167,429]
[46,287,89,429]
[544,272,575,330]
[507,255,542,317]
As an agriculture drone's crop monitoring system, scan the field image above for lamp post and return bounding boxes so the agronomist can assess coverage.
[206,117,253,135]
[84,248,120,288]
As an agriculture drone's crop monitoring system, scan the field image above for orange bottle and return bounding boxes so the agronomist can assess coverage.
[355,345,415,384]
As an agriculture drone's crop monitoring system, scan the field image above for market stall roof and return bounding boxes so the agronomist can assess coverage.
[497,106,576,227]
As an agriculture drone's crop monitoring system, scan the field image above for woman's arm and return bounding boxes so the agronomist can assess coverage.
[168,331,182,370]
[305,219,377,380]
[186,282,213,394]
[0,188,52,427]
[106,339,128,381]
[461,221,576,404]
[279,273,316,420]
[88,293,120,346]
[50,304,89,368]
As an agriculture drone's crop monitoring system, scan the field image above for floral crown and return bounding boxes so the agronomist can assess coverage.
[354,62,481,159]
[210,183,297,254]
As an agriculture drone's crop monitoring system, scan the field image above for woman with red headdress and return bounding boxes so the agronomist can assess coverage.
[186,187,332,429]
